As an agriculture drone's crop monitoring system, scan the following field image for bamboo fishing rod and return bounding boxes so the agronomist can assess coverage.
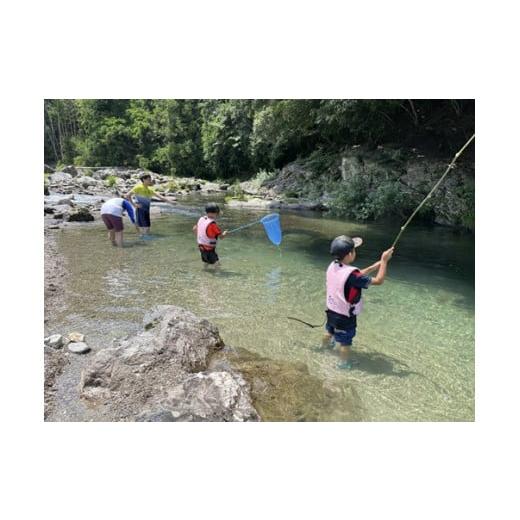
[390,133,475,248]
[287,133,475,328]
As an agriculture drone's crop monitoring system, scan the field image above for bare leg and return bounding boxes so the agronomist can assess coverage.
[321,332,334,348]
[337,344,355,369]
[108,230,116,246]
[114,231,124,247]
[338,344,351,363]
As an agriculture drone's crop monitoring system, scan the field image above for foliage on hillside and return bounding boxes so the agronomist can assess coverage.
[45,99,474,178]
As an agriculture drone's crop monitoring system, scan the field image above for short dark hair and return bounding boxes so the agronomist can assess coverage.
[205,203,220,214]
[140,174,152,182]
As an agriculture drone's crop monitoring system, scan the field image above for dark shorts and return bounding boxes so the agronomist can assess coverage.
[199,247,219,264]
[136,207,151,228]
[135,196,151,228]
[325,324,356,346]
[101,214,124,232]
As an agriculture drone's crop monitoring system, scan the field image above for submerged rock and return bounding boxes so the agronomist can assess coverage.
[211,347,363,421]
[80,306,258,421]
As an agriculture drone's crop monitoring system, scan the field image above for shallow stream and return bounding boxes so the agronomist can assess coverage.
[50,197,474,421]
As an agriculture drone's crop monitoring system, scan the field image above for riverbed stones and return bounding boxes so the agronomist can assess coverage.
[67,332,85,342]
[62,165,78,176]
[80,305,259,421]
[50,171,73,183]
[68,341,91,354]
[76,175,97,188]
[44,334,63,349]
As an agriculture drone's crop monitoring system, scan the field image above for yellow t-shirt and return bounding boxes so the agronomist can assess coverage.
[130,183,156,199]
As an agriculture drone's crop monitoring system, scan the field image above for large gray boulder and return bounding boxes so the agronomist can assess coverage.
[79,306,258,421]
[138,371,260,422]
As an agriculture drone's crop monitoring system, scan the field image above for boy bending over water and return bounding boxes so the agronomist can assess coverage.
[323,235,394,369]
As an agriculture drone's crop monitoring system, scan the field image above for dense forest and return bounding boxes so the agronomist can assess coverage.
[44,99,474,179]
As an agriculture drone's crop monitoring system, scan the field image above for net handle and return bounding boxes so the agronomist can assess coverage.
[226,219,261,234]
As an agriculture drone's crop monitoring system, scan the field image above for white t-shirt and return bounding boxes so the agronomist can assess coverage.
[100,198,125,217]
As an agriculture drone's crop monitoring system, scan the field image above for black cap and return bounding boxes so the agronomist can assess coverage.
[205,203,220,214]
[330,235,363,259]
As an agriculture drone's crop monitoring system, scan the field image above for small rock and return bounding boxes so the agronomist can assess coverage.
[76,175,97,188]
[50,171,73,183]
[68,342,91,354]
[48,225,61,230]
[44,334,63,349]
[67,207,94,222]
[44,164,55,174]
[68,332,85,342]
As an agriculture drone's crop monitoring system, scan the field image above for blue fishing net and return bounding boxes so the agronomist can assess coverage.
[260,213,282,246]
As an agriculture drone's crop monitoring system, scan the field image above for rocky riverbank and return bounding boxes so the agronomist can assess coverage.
[44,230,69,419]
[45,300,361,421]
[225,146,475,229]
[44,165,330,228]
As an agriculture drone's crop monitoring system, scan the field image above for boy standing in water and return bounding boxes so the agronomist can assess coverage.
[323,235,394,369]
[125,174,176,237]
[193,203,228,267]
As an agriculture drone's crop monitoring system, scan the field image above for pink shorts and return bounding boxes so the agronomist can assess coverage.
[101,214,124,232]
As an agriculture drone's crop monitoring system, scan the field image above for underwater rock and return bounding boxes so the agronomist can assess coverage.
[212,347,363,422]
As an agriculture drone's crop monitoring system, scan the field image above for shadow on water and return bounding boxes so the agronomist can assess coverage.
[351,347,450,397]
[122,241,148,248]
[353,349,413,377]
[202,268,244,279]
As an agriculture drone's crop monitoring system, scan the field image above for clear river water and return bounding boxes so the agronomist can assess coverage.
[50,197,474,421]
